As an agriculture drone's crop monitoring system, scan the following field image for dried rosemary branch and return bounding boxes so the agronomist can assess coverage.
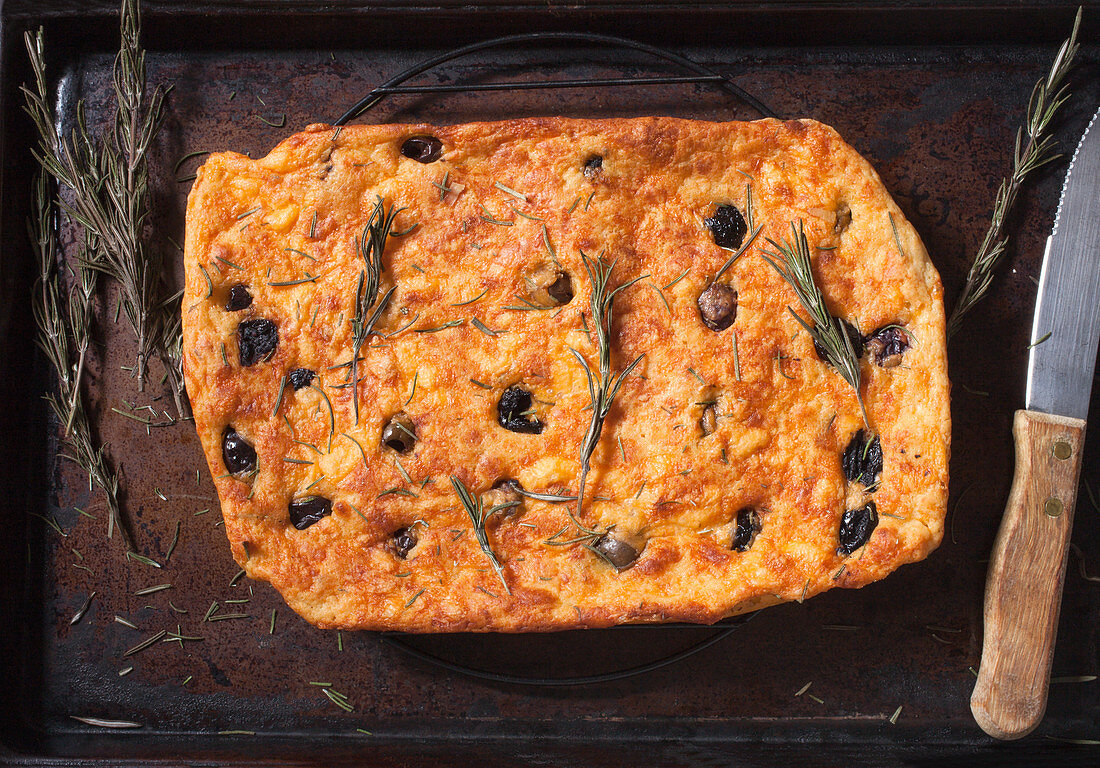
[350,197,400,423]
[761,220,868,426]
[30,171,130,549]
[450,476,510,594]
[946,7,1081,338]
[567,252,646,538]
[23,0,180,406]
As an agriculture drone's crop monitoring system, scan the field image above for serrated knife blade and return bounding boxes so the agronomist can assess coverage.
[1026,106,1100,419]
[972,106,1100,741]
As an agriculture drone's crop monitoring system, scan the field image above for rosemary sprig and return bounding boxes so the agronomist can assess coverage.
[350,197,400,423]
[761,220,868,426]
[450,476,510,594]
[23,2,178,402]
[567,252,646,538]
[30,171,130,549]
[946,8,1081,338]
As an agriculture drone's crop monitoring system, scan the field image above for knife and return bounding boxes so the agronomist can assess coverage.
[971,106,1100,740]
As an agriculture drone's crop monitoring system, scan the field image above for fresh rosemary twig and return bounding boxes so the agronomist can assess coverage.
[30,171,131,549]
[23,1,184,413]
[450,477,510,594]
[761,220,868,426]
[567,252,646,538]
[350,197,400,423]
[946,8,1081,338]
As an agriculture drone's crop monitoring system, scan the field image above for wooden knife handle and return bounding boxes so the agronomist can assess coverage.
[971,409,1086,739]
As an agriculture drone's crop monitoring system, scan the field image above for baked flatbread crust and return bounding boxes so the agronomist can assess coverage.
[183,117,950,631]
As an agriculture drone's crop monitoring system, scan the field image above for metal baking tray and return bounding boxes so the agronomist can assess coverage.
[3,1,1100,765]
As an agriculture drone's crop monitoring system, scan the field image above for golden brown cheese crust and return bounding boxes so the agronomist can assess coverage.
[183,117,950,632]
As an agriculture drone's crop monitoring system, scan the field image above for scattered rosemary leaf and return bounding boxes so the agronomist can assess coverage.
[270,609,278,634]
[494,181,527,202]
[714,224,764,280]
[165,520,181,561]
[662,268,689,291]
[340,432,369,467]
[1051,675,1097,684]
[889,705,903,724]
[134,583,171,596]
[230,568,247,587]
[309,383,336,452]
[208,613,250,622]
[470,378,492,389]
[197,263,214,298]
[71,716,142,729]
[173,150,210,176]
[795,681,813,697]
[471,318,503,336]
[70,592,96,625]
[258,113,286,128]
[268,274,318,287]
[959,383,989,397]
[124,630,167,657]
[1028,331,1052,349]
[415,320,464,333]
[126,551,162,569]
[283,247,317,261]
[378,487,416,499]
[119,666,133,677]
[649,282,672,316]
[451,288,489,307]
[732,332,742,381]
[479,206,514,227]
[404,588,426,609]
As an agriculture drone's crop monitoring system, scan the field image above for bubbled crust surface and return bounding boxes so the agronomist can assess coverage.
[183,117,950,632]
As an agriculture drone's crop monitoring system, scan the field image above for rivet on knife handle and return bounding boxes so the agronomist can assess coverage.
[970,409,1085,740]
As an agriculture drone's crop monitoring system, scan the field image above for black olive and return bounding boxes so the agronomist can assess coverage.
[222,427,257,477]
[813,317,864,362]
[842,430,882,488]
[704,204,747,249]
[583,155,603,179]
[238,318,279,367]
[497,386,544,434]
[485,478,524,515]
[837,501,879,556]
[289,496,333,530]
[382,413,417,453]
[400,135,443,163]
[697,282,737,331]
[865,325,911,368]
[700,403,718,436]
[731,508,762,552]
[392,527,418,559]
[547,272,574,305]
[592,534,639,570]
[834,204,852,235]
[225,283,253,311]
[288,368,316,390]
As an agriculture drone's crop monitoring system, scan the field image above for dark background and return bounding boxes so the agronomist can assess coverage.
[1,1,1100,765]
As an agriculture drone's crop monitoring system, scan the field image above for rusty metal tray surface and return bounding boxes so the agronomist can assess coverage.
[2,1,1100,765]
